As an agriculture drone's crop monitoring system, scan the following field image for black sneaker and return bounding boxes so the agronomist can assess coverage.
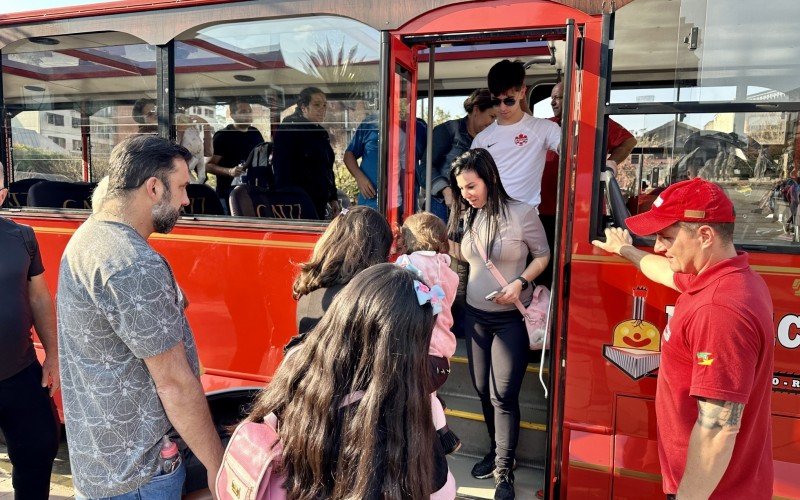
[494,468,515,500]
[471,451,497,479]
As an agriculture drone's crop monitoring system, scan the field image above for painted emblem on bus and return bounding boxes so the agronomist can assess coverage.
[603,287,662,380]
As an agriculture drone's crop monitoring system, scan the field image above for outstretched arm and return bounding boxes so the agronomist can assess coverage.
[676,398,743,499]
[592,227,678,291]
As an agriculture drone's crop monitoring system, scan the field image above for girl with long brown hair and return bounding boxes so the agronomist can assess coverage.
[286,206,392,351]
[247,263,453,499]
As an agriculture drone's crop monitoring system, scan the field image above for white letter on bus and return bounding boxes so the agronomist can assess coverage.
[777,315,800,349]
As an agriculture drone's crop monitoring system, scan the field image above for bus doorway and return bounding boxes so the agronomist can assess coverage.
[388,12,586,497]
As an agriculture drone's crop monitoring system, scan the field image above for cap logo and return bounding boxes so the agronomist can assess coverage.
[653,196,664,208]
[684,210,706,219]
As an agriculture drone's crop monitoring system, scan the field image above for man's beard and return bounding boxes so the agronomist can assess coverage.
[152,192,180,234]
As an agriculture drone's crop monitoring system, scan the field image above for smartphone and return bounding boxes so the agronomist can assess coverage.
[485,290,501,301]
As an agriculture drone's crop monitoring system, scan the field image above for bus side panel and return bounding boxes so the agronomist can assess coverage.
[17,215,318,419]
[564,430,612,499]
[773,415,800,499]
[612,396,663,499]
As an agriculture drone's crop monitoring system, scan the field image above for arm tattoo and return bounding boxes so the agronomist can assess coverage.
[696,398,744,430]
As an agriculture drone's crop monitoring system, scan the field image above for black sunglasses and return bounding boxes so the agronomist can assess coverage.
[491,96,517,107]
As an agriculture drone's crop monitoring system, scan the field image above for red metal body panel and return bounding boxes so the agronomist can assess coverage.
[20,214,318,389]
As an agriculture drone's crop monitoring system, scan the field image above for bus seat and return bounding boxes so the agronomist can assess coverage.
[5,178,45,207]
[27,180,96,210]
[229,185,318,220]
[184,184,224,216]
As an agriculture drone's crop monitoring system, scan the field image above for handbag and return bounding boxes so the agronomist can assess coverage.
[470,230,550,350]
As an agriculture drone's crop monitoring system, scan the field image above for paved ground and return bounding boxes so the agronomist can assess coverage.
[0,436,74,499]
[0,438,541,499]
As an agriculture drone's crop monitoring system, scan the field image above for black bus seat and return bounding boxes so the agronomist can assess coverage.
[229,185,318,220]
[184,184,224,216]
[5,178,45,207]
[27,180,97,210]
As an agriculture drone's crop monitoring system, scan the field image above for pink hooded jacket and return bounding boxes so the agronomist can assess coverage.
[397,251,458,359]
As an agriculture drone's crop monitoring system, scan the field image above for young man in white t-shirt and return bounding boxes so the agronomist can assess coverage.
[471,59,561,208]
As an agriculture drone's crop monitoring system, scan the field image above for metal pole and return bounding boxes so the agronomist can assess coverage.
[425,44,435,211]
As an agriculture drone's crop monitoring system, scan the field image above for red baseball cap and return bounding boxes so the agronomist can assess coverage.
[625,178,736,236]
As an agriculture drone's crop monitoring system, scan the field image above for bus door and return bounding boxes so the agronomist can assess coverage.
[384,34,418,227]
[395,17,586,499]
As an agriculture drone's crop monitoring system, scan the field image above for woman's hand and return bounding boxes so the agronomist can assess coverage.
[494,279,523,305]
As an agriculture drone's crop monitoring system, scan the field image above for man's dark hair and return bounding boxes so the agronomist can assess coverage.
[679,221,736,244]
[106,136,191,198]
[487,59,526,96]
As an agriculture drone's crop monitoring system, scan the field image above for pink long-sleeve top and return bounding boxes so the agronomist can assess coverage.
[398,251,458,359]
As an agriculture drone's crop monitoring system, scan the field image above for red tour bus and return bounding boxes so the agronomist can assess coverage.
[1,0,798,497]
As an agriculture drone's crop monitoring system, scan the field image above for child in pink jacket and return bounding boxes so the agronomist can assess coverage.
[397,212,460,454]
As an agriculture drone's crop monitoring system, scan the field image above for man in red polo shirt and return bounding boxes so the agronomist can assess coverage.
[592,178,774,499]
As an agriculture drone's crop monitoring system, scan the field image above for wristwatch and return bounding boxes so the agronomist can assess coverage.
[515,276,529,290]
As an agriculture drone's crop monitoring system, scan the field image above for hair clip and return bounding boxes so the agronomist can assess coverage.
[413,280,445,315]
[339,207,349,216]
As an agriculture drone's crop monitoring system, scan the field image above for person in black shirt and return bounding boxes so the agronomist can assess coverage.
[206,99,264,205]
[272,87,340,219]
[0,167,60,499]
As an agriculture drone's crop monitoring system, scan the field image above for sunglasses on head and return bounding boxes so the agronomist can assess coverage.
[491,96,517,107]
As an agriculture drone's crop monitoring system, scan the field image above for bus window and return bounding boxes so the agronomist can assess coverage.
[611,0,800,105]
[2,32,156,205]
[174,16,380,220]
[606,0,800,250]
[614,111,800,248]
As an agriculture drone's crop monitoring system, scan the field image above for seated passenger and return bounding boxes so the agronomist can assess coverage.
[245,263,456,498]
[206,99,265,205]
[272,87,339,219]
[285,205,392,352]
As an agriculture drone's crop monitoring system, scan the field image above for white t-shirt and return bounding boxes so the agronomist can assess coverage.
[471,113,560,207]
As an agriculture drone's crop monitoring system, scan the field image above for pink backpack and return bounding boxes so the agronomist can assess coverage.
[215,412,287,500]
[215,392,365,500]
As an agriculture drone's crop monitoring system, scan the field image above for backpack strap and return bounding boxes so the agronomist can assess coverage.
[470,229,529,319]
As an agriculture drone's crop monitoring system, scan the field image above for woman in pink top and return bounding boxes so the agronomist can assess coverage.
[397,212,460,454]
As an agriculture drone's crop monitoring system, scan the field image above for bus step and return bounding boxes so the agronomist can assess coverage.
[448,453,544,500]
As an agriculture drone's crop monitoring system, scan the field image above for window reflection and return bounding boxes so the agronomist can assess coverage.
[612,0,800,104]
[175,15,381,220]
[617,112,800,245]
[2,32,156,204]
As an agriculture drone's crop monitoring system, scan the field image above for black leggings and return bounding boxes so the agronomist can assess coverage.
[464,304,529,469]
[0,361,60,500]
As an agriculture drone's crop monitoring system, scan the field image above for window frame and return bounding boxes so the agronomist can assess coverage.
[598,98,800,254]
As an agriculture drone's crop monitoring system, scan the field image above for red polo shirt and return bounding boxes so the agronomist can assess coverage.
[658,252,774,498]
[540,117,633,215]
